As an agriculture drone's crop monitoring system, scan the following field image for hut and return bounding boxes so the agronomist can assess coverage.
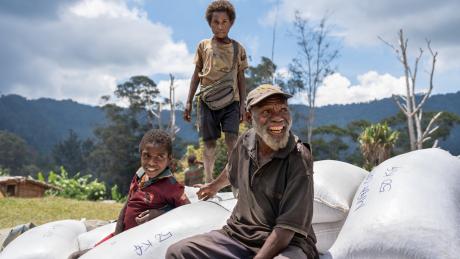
[0,176,58,198]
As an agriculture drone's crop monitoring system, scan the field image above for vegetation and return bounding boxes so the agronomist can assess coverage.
[38,167,106,201]
[0,131,34,174]
[0,166,10,176]
[0,196,122,229]
[52,129,93,176]
[110,184,126,203]
[383,111,460,153]
[245,57,278,93]
[0,57,459,197]
[359,123,399,170]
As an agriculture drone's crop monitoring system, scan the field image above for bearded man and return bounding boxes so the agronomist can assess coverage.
[166,84,319,259]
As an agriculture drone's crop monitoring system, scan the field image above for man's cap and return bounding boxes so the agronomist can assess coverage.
[246,84,292,110]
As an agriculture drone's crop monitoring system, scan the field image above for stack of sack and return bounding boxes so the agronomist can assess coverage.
[326,148,460,258]
[312,160,368,253]
[0,220,86,259]
[0,161,368,258]
[3,151,459,258]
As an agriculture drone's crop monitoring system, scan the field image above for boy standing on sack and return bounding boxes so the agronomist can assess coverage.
[183,0,248,183]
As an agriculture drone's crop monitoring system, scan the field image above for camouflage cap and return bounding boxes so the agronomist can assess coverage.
[246,84,292,110]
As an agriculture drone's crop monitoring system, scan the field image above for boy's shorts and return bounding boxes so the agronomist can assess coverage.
[200,101,240,141]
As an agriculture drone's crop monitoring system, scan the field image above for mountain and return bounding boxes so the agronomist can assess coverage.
[1,92,459,155]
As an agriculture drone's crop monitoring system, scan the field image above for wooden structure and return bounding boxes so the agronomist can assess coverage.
[0,176,58,198]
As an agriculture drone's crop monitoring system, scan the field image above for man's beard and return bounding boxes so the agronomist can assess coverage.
[252,117,292,151]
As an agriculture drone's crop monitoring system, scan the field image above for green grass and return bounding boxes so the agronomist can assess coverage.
[0,196,123,229]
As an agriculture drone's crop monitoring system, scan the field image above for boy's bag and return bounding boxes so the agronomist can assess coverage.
[197,40,238,110]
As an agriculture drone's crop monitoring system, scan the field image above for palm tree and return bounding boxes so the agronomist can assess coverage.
[359,123,399,170]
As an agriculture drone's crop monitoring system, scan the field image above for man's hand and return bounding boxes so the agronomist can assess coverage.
[183,102,192,122]
[254,227,295,259]
[194,183,218,200]
[239,102,246,122]
[194,166,231,200]
[135,209,165,225]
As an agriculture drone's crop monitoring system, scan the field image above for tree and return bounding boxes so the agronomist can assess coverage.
[245,57,277,93]
[52,129,86,175]
[359,123,399,170]
[383,110,460,153]
[87,104,145,194]
[380,29,440,150]
[114,75,161,128]
[308,120,370,163]
[168,73,181,139]
[287,12,340,143]
[0,130,32,174]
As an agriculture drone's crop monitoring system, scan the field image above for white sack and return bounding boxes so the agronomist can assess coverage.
[77,194,237,252]
[217,198,237,212]
[216,191,236,201]
[184,186,235,203]
[183,186,200,203]
[313,220,345,254]
[77,222,116,251]
[0,220,86,259]
[80,201,231,259]
[329,148,460,258]
[313,160,367,223]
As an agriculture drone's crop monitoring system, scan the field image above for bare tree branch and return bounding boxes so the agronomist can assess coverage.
[392,94,408,115]
[413,40,438,113]
[422,112,442,139]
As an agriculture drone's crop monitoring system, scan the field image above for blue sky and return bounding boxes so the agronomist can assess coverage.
[0,0,459,106]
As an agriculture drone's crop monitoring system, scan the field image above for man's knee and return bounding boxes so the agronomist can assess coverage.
[165,240,191,259]
[274,245,309,259]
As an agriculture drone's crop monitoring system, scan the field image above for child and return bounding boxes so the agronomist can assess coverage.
[69,129,190,259]
[183,155,204,186]
[183,0,248,184]
[114,129,190,233]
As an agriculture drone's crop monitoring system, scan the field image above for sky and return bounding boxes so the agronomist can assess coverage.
[0,0,459,107]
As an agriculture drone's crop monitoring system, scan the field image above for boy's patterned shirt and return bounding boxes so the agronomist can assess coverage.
[123,167,187,230]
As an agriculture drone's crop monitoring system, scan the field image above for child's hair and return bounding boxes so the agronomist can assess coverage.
[205,0,236,25]
[139,129,172,155]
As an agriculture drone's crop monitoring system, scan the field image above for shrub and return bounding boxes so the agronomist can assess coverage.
[110,184,127,203]
[41,167,107,201]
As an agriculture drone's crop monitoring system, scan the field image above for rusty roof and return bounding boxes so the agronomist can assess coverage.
[0,176,60,190]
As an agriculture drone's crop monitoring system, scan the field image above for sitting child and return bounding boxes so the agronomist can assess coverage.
[69,129,190,258]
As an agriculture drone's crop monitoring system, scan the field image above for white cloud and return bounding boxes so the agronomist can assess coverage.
[241,35,260,61]
[157,78,191,107]
[68,0,146,19]
[275,66,289,79]
[290,71,407,106]
[265,0,460,71]
[0,0,194,105]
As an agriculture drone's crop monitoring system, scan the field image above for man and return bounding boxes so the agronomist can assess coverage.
[167,84,318,259]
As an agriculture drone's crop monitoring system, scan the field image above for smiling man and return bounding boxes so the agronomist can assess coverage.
[167,84,319,259]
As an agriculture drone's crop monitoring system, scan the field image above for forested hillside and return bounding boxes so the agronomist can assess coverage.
[1,92,459,155]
